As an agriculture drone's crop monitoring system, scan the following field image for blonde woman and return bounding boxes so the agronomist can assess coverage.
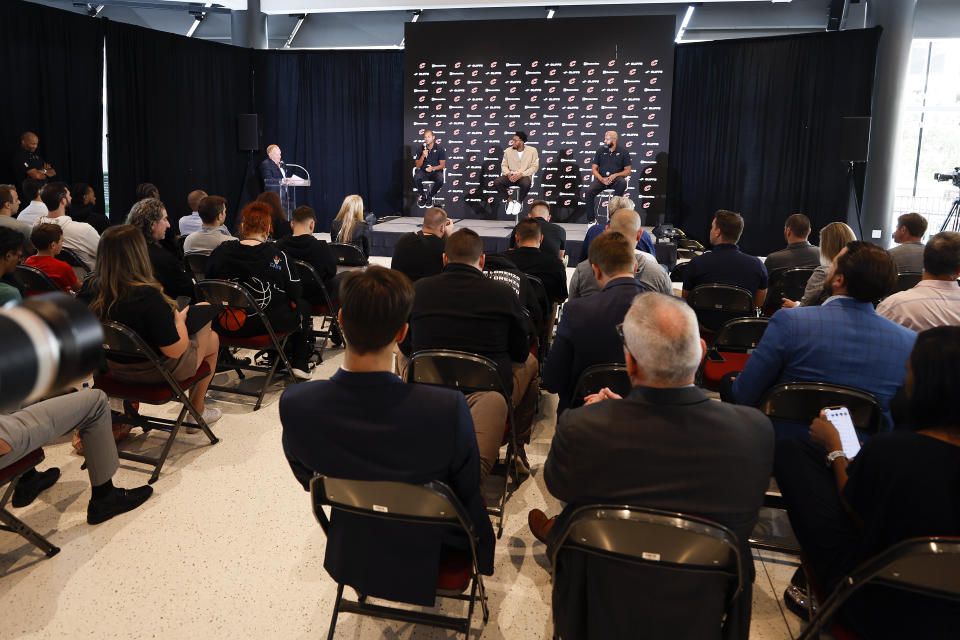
[782,221,857,308]
[330,194,371,258]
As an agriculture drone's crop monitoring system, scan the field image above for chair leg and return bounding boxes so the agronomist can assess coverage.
[327,583,345,640]
[0,507,60,557]
[148,405,188,484]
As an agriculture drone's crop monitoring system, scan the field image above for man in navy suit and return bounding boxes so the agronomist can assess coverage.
[280,266,495,606]
[543,230,650,412]
[259,144,285,193]
[728,241,917,435]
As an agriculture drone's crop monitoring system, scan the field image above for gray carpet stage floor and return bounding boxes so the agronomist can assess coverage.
[370,216,593,259]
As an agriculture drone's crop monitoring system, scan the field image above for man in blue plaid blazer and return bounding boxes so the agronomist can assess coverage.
[730,242,916,433]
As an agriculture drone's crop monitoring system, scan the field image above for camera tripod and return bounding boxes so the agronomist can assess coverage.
[940,195,960,233]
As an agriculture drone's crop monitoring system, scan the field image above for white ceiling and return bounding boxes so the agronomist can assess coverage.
[260,0,784,15]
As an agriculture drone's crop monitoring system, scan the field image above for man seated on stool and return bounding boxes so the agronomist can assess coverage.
[280,266,495,606]
[493,131,539,217]
[414,130,446,208]
[1,389,153,524]
[498,218,567,304]
[530,293,773,639]
[582,130,632,224]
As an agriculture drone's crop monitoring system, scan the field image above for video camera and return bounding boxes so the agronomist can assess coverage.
[934,168,960,189]
[0,293,104,411]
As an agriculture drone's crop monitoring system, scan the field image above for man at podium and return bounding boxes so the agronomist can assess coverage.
[259,144,286,193]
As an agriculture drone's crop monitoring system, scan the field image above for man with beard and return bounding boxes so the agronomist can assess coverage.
[493,131,539,217]
[582,130,632,223]
[724,241,916,437]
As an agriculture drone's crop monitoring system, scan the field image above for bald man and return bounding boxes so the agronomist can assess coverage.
[414,130,446,207]
[12,131,56,188]
[179,189,208,236]
[583,130,632,223]
[259,144,287,193]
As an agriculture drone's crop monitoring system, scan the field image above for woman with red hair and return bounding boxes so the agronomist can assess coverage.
[206,201,312,378]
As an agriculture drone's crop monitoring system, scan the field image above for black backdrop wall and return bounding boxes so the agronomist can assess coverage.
[667,28,881,256]
[253,50,404,229]
[0,1,105,208]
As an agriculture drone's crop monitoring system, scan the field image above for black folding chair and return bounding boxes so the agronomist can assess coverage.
[13,264,61,296]
[0,449,60,557]
[764,267,815,315]
[197,279,302,410]
[700,317,769,390]
[891,271,922,295]
[405,349,518,538]
[669,260,690,283]
[550,505,744,640]
[184,253,210,281]
[799,537,960,640]
[524,273,553,365]
[293,260,342,363]
[311,476,489,640]
[95,321,218,484]
[686,283,757,337]
[570,363,630,409]
[328,242,368,270]
[57,246,90,280]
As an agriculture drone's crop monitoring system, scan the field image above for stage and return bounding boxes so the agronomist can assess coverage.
[369,216,594,259]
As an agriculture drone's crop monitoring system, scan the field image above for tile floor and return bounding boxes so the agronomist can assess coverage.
[0,341,808,639]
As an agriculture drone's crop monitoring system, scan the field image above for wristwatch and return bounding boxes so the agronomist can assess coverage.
[826,450,847,466]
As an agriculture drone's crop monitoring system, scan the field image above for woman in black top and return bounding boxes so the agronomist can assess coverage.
[88,225,222,425]
[126,198,196,303]
[330,194,371,258]
[206,201,312,378]
[775,326,960,638]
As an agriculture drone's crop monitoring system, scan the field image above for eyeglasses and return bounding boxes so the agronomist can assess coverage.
[615,322,636,361]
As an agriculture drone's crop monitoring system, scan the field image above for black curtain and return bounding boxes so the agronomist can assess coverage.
[253,50,404,232]
[0,1,104,206]
[105,20,253,224]
[667,28,881,256]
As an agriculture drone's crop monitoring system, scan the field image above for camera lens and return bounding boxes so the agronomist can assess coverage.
[0,293,103,410]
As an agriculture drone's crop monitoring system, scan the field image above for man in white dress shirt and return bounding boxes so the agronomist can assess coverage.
[878,231,960,332]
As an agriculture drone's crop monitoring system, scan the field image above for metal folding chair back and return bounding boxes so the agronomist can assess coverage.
[328,242,368,268]
[759,382,883,434]
[97,321,218,483]
[550,505,743,638]
[799,537,960,640]
[687,283,756,334]
[57,247,90,280]
[765,267,815,314]
[406,349,517,538]
[184,253,209,280]
[892,271,922,295]
[711,317,769,352]
[14,264,61,295]
[570,363,630,409]
[310,476,489,640]
[293,259,341,362]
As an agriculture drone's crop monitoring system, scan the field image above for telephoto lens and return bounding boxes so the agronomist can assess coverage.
[0,293,104,411]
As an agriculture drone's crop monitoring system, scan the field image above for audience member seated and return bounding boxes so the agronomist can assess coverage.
[87,225,222,425]
[727,241,916,435]
[25,223,80,293]
[508,200,565,259]
[36,182,99,271]
[135,183,160,201]
[782,221,856,308]
[763,213,821,272]
[0,183,34,252]
[67,182,109,234]
[278,205,339,299]
[569,208,672,297]
[183,195,236,256]
[179,189,207,236]
[390,206,452,282]
[279,266,495,605]
[256,190,291,241]
[0,388,152,524]
[530,293,773,640]
[774,326,960,638]
[206,202,312,379]
[681,209,767,309]
[126,198,196,302]
[498,218,568,303]
[0,228,25,305]
[877,231,960,331]
[331,194,371,258]
[17,178,47,226]
[577,196,656,262]
[401,228,539,478]
[887,212,927,273]
[543,231,648,412]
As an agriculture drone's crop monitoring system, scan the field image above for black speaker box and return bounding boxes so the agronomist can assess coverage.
[840,117,871,163]
[238,113,259,151]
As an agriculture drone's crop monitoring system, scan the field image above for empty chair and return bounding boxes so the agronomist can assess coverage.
[293,259,342,362]
[0,449,60,557]
[183,253,209,281]
[686,283,757,337]
[328,242,368,270]
[764,267,815,315]
[311,476,489,640]
[701,317,770,391]
[569,363,630,409]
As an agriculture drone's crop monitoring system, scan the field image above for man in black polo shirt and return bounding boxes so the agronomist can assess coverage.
[681,209,768,308]
[11,132,56,188]
[391,206,453,282]
[509,200,566,259]
[499,218,568,303]
[413,130,447,207]
[583,130,632,223]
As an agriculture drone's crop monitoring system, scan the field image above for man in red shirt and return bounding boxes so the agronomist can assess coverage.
[25,223,79,292]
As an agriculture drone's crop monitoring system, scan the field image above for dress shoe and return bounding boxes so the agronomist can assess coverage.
[528,508,556,544]
[12,468,61,508]
[87,485,154,525]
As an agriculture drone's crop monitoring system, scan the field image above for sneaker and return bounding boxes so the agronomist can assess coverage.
[12,468,61,508]
[290,366,312,380]
[87,485,154,525]
[185,406,222,427]
[217,349,250,371]
[417,194,426,207]
[507,201,522,216]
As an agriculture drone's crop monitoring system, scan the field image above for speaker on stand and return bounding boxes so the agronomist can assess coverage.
[840,116,871,239]
[235,114,260,228]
